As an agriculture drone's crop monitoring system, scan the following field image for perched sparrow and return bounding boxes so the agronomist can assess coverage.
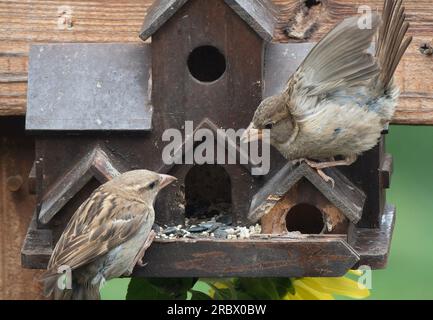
[242,0,412,185]
[41,170,176,300]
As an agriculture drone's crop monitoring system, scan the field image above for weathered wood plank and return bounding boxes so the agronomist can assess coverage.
[21,213,52,270]
[26,43,153,131]
[38,147,125,224]
[249,162,366,224]
[223,0,279,41]
[23,233,360,277]
[135,237,360,277]
[379,153,393,189]
[0,0,432,124]
[21,203,397,275]
[349,204,396,269]
[139,0,189,41]
[0,117,46,299]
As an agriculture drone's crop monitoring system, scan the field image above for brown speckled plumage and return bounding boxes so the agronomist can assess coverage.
[41,170,176,300]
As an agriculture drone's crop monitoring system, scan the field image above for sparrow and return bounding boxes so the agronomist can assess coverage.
[242,0,412,185]
[41,170,176,300]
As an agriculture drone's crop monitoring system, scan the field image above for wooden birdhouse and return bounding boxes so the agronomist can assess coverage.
[249,163,366,236]
[22,0,394,277]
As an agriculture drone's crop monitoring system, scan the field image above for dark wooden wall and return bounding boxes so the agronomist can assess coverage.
[0,117,45,299]
[151,0,263,130]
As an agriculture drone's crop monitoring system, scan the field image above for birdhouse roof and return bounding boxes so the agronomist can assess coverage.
[157,118,261,175]
[37,146,127,224]
[139,0,278,42]
[26,43,153,131]
[249,163,366,224]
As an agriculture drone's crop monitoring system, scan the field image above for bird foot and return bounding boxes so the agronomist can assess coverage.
[294,156,357,187]
[315,168,335,188]
[300,155,357,170]
[136,260,148,268]
[295,158,340,188]
[135,230,156,268]
[303,159,335,188]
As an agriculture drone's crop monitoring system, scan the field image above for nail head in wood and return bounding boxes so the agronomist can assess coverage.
[7,175,23,192]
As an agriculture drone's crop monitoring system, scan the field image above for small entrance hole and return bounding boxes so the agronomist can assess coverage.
[187,46,226,82]
[285,203,325,234]
[185,165,232,219]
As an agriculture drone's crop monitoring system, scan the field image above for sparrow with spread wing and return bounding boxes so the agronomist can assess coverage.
[41,170,176,300]
[242,0,412,185]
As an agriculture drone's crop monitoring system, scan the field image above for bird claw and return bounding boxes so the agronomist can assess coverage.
[304,159,323,169]
[316,169,335,188]
[293,158,320,168]
[134,230,156,268]
[136,259,148,267]
[294,158,335,188]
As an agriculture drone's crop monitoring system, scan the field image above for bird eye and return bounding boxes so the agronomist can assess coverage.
[148,181,157,190]
[265,123,274,130]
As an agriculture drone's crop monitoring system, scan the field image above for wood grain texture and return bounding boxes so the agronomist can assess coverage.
[127,237,360,277]
[273,0,433,125]
[21,212,52,270]
[139,0,189,41]
[140,0,279,41]
[349,204,396,269]
[261,178,350,235]
[21,234,360,277]
[38,146,125,224]
[0,117,46,299]
[0,0,432,123]
[249,162,366,224]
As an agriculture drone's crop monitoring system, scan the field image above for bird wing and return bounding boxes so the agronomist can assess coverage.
[46,188,151,273]
[285,14,381,119]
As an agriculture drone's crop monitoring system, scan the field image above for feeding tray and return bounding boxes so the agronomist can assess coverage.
[22,0,395,277]
[22,205,395,277]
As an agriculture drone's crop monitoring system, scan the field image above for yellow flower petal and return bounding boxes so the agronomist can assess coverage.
[282,293,296,300]
[205,273,370,301]
[213,282,230,289]
[292,280,335,300]
[348,269,363,277]
[300,277,370,299]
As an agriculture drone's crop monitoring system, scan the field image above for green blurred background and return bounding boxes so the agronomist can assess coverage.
[101,125,433,300]
[368,125,433,299]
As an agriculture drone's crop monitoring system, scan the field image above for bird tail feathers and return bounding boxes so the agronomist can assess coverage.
[40,270,101,300]
[376,0,412,89]
[66,283,101,300]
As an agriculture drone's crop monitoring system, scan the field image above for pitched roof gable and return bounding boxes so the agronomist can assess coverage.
[157,118,261,175]
[38,147,127,224]
[249,163,366,224]
[140,0,278,42]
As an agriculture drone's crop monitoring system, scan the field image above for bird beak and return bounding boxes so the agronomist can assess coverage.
[241,123,263,143]
[158,174,177,190]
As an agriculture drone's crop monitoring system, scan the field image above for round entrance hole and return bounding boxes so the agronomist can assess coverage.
[187,46,226,82]
[285,203,325,234]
